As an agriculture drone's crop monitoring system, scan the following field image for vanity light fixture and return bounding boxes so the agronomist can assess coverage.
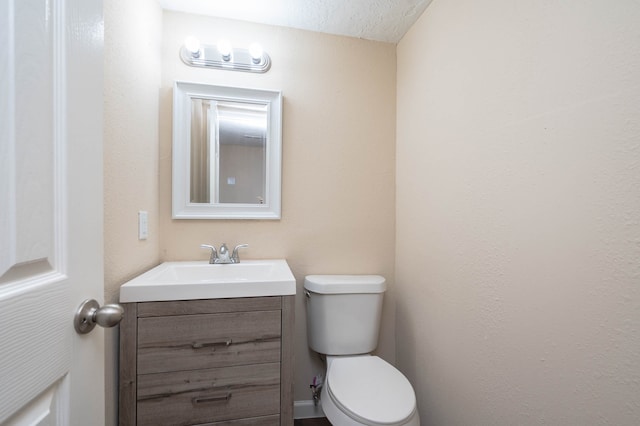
[180,37,271,73]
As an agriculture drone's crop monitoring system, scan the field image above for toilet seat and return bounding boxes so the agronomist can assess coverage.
[326,356,417,426]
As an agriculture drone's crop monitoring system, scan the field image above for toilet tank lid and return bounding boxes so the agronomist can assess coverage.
[304,275,386,294]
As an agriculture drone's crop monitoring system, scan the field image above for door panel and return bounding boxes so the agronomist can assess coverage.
[0,0,104,423]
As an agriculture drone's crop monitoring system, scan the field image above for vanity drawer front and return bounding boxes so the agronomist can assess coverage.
[137,362,280,426]
[193,415,280,426]
[137,310,281,374]
[137,297,282,317]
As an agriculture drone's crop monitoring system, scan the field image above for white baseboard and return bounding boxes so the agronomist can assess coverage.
[294,400,325,419]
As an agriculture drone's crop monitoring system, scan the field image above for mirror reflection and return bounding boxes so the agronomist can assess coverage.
[190,100,268,205]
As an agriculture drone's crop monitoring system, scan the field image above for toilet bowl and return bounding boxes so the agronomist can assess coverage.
[304,275,420,426]
[321,355,419,426]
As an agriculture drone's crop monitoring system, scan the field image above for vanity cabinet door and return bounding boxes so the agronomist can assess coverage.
[137,310,282,374]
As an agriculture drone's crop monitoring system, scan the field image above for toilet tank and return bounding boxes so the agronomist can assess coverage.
[304,275,386,355]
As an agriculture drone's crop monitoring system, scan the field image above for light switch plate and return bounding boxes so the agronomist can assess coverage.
[138,211,148,240]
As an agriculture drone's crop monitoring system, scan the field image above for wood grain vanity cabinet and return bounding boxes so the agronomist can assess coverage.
[119,296,294,426]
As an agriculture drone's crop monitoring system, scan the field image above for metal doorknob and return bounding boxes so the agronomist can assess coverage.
[74,299,124,334]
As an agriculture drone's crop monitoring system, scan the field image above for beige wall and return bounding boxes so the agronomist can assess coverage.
[104,9,395,419]
[396,0,640,424]
[103,0,162,424]
[158,12,397,401]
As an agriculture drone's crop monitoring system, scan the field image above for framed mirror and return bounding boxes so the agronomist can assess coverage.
[173,81,282,219]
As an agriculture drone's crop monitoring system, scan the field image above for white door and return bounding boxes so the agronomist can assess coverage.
[0,0,105,424]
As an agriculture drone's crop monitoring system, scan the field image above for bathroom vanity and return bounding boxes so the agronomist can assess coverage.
[118,261,295,426]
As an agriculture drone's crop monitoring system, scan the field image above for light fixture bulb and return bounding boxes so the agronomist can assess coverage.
[217,39,232,61]
[249,43,263,64]
[184,36,201,57]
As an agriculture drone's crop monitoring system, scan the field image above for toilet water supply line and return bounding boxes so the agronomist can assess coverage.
[310,374,324,406]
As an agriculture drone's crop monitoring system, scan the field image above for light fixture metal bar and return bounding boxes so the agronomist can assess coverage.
[180,45,271,73]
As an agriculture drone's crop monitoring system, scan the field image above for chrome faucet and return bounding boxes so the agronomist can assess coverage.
[218,243,231,263]
[200,243,248,264]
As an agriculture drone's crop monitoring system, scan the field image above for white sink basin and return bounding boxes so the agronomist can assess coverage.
[119,259,296,302]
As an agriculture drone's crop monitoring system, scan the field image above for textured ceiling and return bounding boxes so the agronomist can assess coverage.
[157,0,433,43]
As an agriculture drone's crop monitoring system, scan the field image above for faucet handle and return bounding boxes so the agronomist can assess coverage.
[232,244,249,262]
[200,244,218,263]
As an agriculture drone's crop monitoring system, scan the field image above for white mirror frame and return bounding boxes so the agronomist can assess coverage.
[172,81,283,219]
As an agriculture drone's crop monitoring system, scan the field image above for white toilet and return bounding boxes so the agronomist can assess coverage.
[304,275,420,426]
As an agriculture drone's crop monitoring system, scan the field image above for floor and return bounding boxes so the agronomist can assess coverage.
[294,418,332,426]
